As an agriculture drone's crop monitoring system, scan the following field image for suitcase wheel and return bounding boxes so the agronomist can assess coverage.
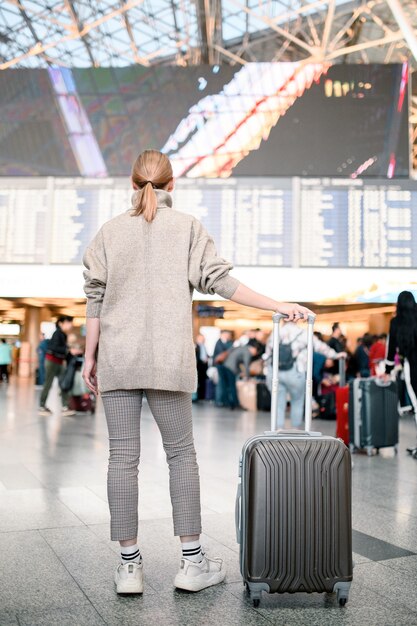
[253,599,260,608]
[336,589,348,607]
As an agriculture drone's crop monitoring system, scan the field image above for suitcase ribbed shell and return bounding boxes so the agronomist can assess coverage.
[241,436,352,593]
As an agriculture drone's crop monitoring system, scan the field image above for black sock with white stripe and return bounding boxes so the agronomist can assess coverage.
[182,540,203,563]
[121,543,141,565]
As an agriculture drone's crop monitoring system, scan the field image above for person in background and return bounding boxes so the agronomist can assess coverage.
[265,323,346,429]
[312,332,331,400]
[326,323,344,375]
[223,340,260,409]
[251,330,266,360]
[195,333,208,401]
[213,330,233,407]
[328,323,344,353]
[213,330,233,362]
[369,333,387,376]
[386,291,417,392]
[38,315,76,416]
[0,339,12,383]
[385,291,417,457]
[354,333,373,378]
[36,332,50,386]
[233,328,261,348]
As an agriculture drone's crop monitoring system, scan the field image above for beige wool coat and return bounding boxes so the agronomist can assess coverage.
[82,189,240,393]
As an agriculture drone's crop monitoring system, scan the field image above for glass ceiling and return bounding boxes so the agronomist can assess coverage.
[0,0,349,68]
[1,0,416,69]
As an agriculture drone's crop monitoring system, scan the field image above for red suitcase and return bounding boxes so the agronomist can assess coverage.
[69,393,96,414]
[336,386,349,445]
[335,358,349,444]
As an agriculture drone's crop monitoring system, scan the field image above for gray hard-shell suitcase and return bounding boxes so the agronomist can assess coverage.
[235,313,353,607]
[349,378,399,456]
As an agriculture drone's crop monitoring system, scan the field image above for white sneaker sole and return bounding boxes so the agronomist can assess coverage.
[114,574,143,594]
[174,568,226,592]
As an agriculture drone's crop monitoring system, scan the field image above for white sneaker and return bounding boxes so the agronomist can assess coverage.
[114,561,143,594]
[38,406,53,416]
[174,552,226,592]
[61,406,76,417]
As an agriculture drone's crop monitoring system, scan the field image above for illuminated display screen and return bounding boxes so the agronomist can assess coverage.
[0,63,409,178]
[1,177,417,268]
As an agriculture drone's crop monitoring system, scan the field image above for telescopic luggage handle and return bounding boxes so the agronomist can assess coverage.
[271,312,316,433]
[339,356,346,387]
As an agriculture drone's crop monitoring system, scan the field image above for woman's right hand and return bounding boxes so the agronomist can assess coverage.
[275,302,314,322]
[82,357,98,395]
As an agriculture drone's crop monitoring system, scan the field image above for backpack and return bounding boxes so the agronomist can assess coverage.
[278,332,303,371]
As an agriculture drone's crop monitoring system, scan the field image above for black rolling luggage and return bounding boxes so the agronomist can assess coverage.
[235,313,353,608]
[256,381,271,411]
[349,378,399,456]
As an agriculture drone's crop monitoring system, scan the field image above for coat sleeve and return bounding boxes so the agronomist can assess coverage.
[188,220,240,299]
[82,228,107,319]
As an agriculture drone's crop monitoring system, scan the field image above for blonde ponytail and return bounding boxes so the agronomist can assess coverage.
[132,182,157,222]
[131,150,173,222]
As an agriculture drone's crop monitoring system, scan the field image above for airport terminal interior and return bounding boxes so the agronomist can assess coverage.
[1,0,417,625]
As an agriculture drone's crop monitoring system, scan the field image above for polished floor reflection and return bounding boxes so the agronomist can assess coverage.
[1,376,417,626]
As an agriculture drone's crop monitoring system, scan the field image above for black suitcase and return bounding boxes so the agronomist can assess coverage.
[318,388,336,419]
[256,381,271,411]
[236,313,353,607]
[349,378,399,456]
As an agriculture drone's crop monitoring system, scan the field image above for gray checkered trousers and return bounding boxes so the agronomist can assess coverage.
[101,389,202,541]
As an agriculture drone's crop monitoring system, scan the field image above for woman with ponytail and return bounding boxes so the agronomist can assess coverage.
[385,290,417,457]
[82,149,312,595]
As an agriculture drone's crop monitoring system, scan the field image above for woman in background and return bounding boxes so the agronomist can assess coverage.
[385,291,417,457]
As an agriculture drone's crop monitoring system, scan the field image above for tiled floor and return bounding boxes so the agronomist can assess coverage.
[1,376,417,626]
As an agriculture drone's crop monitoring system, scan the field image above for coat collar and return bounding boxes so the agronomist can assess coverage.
[154,188,173,209]
[130,188,173,211]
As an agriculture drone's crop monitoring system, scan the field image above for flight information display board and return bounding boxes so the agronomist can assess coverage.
[175,179,293,267]
[0,176,417,268]
[0,177,294,267]
[299,178,417,268]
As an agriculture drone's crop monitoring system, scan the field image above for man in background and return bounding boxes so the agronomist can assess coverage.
[36,332,50,386]
[328,323,344,353]
[327,323,344,375]
[213,330,233,407]
[213,330,233,363]
[38,316,75,416]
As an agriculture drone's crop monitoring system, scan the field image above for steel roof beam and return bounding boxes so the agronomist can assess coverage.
[17,1,53,66]
[63,0,96,66]
[385,0,417,62]
[119,0,150,66]
[196,0,209,62]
